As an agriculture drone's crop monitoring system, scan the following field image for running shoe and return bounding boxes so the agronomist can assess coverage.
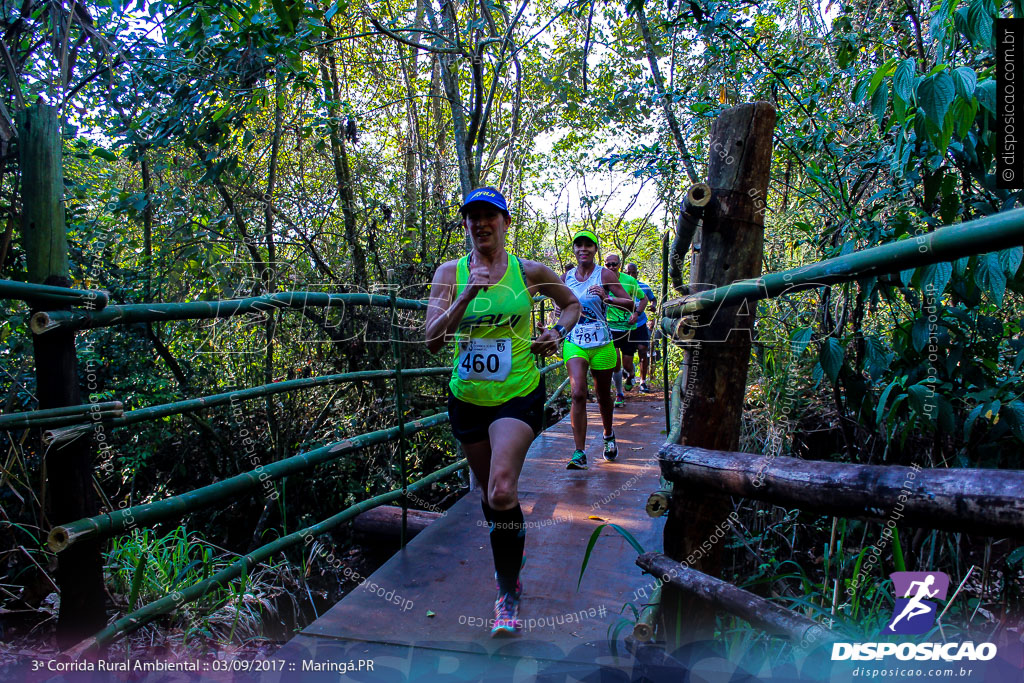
[566,449,588,469]
[491,580,523,637]
[603,432,618,461]
[623,372,634,391]
[639,381,651,393]
[615,393,626,408]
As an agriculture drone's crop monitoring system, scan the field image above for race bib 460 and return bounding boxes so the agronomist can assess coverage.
[457,338,513,381]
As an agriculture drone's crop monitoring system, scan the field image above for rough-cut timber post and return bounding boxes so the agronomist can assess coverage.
[663,102,776,645]
[18,104,106,644]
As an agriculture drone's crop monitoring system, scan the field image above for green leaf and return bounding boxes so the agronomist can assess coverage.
[820,337,844,384]
[907,382,933,416]
[916,72,955,125]
[577,523,645,591]
[892,527,906,572]
[976,79,996,113]
[870,82,888,125]
[864,336,891,379]
[789,326,814,358]
[951,66,977,98]
[998,246,1023,276]
[92,148,118,162]
[867,57,897,97]
[893,58,916,103]
[920,261,953,295]
[852,78,870,105]
[975,252,1007,304]
[899,267,915,287]
[877,380,900,425]
[953,256,970,278]
[967,0,993,48]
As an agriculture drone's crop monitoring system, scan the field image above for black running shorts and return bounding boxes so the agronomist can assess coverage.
[628,324,651,346]
[611,327,636,354]
[447,380,545,444]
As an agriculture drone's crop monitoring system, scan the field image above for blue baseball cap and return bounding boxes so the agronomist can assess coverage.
[460,186,509,216]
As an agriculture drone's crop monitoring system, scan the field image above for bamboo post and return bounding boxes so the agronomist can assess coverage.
[18,103,106,644]
[633,583,662,642]
[388,270,409,549]
[661,232,670,433]
[662,102,776,645]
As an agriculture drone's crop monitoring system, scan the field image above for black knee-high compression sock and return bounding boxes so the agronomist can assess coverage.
[482,501,525,595]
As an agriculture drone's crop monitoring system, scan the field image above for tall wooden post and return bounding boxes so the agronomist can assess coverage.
[662,102,776,645]
[18,104,106,645]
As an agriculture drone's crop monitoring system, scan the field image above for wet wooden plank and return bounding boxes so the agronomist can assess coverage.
[286,397,667,659]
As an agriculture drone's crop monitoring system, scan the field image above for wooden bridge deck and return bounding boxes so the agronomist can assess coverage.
[270,394,685,681]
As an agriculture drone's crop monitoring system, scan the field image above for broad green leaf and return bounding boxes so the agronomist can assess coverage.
[998,246,1023,276]
[852,78,870,104]
[893,58,916,103]
[864,336,891,379]
[870,82,888,125]
[907,382,933,417]
[899,267,915,287]
[916,72,955,125]
[976,80,996,113]
[789,326,813,358]
[952,66,977,98]
[953,256,970,277]
[867,57,897,97]
[967,0,993,48]
[820,337,844,384]
[975,252,1006,304]
[920,261,953,295]
[92,148,117,162]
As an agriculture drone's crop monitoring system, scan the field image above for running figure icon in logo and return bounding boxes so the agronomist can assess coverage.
[884,571,950,635]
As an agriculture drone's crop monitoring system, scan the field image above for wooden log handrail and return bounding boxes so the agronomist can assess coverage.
[0,279,109,310]
[30,291,430,334]
[637,552,838,646]
[658,443,1024,537]
[48,412,452,552]
[660,206,1024,322]
[65,459,469,656]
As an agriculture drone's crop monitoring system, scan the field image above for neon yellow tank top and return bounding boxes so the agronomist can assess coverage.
[449,253,540,406]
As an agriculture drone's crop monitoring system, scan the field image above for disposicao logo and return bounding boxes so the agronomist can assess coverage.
[831,571,997,662]
[885,571,950,635]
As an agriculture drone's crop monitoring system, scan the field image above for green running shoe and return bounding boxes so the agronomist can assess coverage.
[623,373,634,391]
[614,393,625,408]
[603,432,618,461]
[566,449,588,470]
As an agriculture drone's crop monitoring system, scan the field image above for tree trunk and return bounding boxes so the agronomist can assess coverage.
[663,102,776,645]
[18,103,106,646]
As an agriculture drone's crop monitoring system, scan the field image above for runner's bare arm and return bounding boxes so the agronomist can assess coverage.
[523,260,581,355]
[600,268,634,312]
[425,261,484,353]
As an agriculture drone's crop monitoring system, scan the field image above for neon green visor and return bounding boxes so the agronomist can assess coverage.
[572,229,599,247]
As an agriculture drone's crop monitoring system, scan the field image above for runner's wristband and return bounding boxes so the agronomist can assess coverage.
[553,324,567,340]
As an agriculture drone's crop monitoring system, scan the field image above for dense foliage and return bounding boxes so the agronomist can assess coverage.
[1,0,1022,657]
